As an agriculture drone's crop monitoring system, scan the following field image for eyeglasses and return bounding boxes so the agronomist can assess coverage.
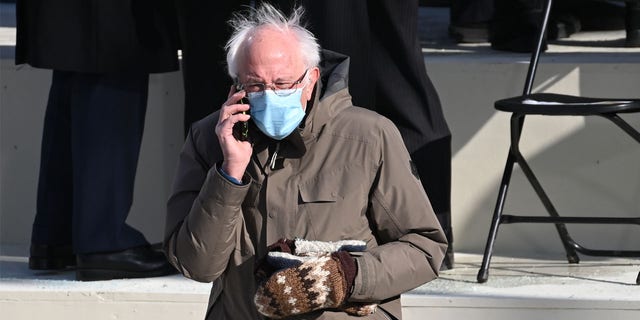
[238,69,309,97]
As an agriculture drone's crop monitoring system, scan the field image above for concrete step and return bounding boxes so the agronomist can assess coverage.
[2,251,639,320]
[1,259,211,320]
[404,254,640,320]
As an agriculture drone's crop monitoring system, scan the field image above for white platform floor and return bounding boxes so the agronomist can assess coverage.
[2,252,638,296]
[1,252,639,319]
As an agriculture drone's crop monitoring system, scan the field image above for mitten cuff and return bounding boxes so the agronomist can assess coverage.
[332,251,357,296]
[255,238,296,281]
[268,238,296,254]
[294,238,366,255]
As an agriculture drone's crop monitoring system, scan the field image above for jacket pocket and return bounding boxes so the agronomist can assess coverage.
[296,166,372,240]
[299,182,340,203]
[297,179,375,241]
[296,182,341,238]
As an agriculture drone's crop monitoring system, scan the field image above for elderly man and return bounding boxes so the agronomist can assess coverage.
[164,3,447,319]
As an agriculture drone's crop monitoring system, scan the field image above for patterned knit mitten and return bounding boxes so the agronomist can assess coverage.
[254,251,356,319]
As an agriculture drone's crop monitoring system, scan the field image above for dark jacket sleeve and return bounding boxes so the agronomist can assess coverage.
[16,0,179,73]
[350,116,448,301]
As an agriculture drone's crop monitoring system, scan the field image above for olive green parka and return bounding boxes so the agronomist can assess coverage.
[164,50,447,319]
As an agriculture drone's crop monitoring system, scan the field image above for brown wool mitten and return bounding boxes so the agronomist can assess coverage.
[254,251,357,319]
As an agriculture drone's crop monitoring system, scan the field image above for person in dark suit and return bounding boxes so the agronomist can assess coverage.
[15,0,179,281]
[282,0,454,270]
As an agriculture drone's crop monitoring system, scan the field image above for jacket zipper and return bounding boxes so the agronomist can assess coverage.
[269,142,280,170]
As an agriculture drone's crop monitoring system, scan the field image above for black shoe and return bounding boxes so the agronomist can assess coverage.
[29,244,76,270]
[76,245,176,281]
[449,23,489,43]
[548,13,581,40]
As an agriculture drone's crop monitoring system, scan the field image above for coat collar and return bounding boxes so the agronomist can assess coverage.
[251,49,353,154]
[302,49,353,139]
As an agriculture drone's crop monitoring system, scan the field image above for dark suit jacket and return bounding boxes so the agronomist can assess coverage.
[15,0,179,73]
[297,0,451,150]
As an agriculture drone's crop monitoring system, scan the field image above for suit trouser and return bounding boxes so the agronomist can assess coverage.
[450,0,494,26]
[411,136,452,246]
[31,70,149,254]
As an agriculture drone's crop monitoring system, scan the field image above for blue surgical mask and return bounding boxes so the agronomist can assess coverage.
[248,88,306,140]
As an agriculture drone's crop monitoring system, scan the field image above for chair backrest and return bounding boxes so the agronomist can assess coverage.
[523,0,554,96]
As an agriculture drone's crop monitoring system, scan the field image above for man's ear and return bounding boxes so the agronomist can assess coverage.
[304,67,321,101]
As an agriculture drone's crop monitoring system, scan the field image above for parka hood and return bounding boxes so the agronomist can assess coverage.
[302,49,353,137]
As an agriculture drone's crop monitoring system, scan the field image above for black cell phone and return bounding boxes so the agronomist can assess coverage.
[232,84,250,141]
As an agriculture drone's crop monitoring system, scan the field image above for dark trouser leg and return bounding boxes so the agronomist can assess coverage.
[369,1,453,262]
[411,136,454,270]
[449,0,493,43]
[490,0,546,52]
[32,71,74,247]
[450,0,494,25]
[627,1,640,47]
[69,72,149,254]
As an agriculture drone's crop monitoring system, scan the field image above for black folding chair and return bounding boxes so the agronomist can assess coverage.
[476,0,640,284]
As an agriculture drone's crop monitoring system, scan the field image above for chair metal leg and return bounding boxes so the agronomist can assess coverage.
[637,271,640,285]
[477,111,579,283]
[509,115,580,264]
[604,114,640,143]
[477,152,517,283]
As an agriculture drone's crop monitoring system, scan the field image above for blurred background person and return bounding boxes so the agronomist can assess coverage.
[16,0,179,281]
[275,0,455,270]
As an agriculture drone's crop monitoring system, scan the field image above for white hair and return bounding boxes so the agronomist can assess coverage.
[225,3,321,79]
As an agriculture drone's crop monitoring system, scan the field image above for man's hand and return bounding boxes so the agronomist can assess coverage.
[254,239,378,317]
[254,252,356,319]
[215,87,252,181]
